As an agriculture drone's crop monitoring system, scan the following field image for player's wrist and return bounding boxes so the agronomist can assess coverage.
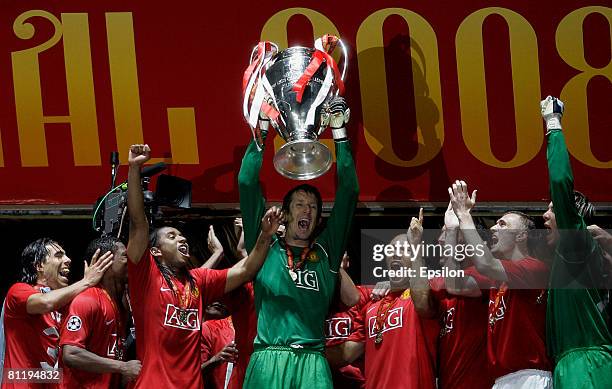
[545,116,562,132]
[331,127,347,141]
[115,360,128,375]
[78,277,95,289]
[260,229,275,240]
[456,212,473,225]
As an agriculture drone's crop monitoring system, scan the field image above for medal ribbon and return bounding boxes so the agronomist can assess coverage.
[291,36,345,104]
[490,283,508,328]
[169,278,192,312]
[283,239,311,272]
[242,41,279,149]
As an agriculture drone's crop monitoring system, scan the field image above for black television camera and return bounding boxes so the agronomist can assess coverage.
[93,153,192,238]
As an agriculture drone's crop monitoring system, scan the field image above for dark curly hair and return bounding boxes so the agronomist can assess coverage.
[20,238,60,285]
[84,235,121,263]
[149,227,196,295]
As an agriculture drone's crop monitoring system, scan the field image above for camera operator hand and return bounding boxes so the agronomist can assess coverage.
[129,144,151,167]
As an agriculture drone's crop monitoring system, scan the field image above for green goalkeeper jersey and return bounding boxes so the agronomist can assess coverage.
[546,130,612,360]
[238,139,359,351]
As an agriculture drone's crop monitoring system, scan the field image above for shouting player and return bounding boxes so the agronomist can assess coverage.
[2,238,112,388]
[126,144,282,388]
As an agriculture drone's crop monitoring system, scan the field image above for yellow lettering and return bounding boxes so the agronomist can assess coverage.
[12,10,100,166]
[106,12,144,163]
[357,8,444,167]
[106,12,199,164]
[556,6,612,168]
[456,7,542,168]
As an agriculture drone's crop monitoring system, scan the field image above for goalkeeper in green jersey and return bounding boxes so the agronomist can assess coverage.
[541,96,612,388]
[238,96,359,388]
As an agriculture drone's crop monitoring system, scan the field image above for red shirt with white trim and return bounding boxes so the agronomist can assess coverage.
[200,318,235,389]
[221,282,256,389]
[349,289,439,389]
[2,283,62,389]
[58,287,126,389]
[481,257,551,378]
[127,253,228,389]
[430,269,492,389]
[325,286,370,388]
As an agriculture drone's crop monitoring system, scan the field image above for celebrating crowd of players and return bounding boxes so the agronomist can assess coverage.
[1,97,612,388]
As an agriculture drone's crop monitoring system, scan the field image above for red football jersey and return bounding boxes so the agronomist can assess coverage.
[2,283,62,389]
[350,289,439,389]
[325,285,370,389]
[430,272,492,389]
[200,318,235,389]
[484,257,551,378]
[127,253,228,389]
[59,287,126,389]
[220,282,256,389]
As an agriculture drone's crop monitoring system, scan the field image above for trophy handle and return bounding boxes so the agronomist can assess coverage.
[327,38,348,97]
[337,39,348,83]
[250,42,279,64]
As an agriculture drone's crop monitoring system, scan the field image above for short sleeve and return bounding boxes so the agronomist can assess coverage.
[347,303,367,343]
[191,268,229,306]
[500,258,549,288]
[355,286,372,308]
[5,283,38,318]
[127,251,156,296]
[59,294,97,349]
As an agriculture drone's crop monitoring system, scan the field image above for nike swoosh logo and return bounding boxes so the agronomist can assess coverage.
[160,287,172,292]
[105,319,114,325]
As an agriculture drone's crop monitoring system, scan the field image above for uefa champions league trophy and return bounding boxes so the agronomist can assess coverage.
[242,35,348,180]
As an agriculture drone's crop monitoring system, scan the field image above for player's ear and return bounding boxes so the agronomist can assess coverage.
[150,246,162,258]
[515,230,528,243]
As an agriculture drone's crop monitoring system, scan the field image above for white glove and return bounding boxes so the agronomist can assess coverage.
[540,95,564,134]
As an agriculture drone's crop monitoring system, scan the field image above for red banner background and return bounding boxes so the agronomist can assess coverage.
[0,1,610,206]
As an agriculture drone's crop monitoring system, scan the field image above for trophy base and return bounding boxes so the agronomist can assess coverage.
[273,139,332,180]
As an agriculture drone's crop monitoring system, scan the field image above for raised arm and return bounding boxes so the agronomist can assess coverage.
[338,254,360,308]
[126,144,151,264]
[224,206,282,292]
[542,96,597,269]
[26,250,113,314]
[238,136,267,253]
[450,180,507,281]
[317,97,360,272]
[200,226,225,269]
[543,97,583,231]
[408,209,437,319]
[442,202,482,297]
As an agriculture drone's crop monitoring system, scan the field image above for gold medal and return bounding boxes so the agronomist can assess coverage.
[375,332,383,344]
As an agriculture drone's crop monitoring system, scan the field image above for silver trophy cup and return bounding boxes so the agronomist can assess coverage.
[264,45,346,180]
